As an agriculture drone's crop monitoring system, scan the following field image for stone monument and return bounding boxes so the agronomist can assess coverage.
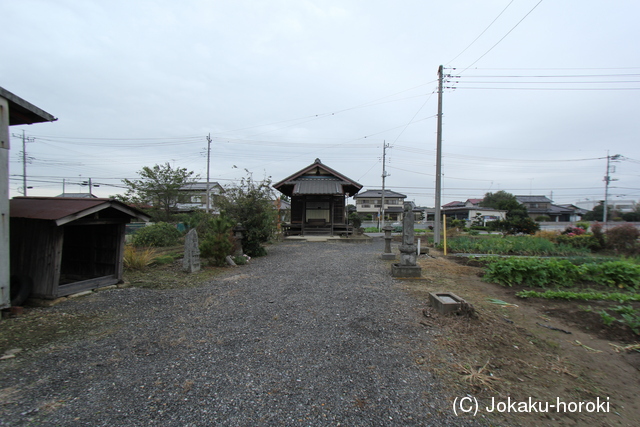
[182,229,201,273]
[391,202,422,277]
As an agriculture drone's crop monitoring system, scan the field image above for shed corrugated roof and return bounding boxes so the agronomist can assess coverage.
[10,197,150,225]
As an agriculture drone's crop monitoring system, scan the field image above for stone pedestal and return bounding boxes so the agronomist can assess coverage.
[381,225,396,260]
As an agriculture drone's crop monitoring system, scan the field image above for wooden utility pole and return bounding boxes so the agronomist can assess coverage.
[434,65,444,245]
[206,133,212,213]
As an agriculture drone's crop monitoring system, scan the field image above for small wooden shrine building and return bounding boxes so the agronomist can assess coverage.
[10,197,150,301]
[273,159,362,236]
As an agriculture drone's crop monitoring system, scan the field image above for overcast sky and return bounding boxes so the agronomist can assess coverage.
[2,0,639,207]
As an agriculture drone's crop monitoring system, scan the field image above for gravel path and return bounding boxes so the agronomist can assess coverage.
[1,239,481,426]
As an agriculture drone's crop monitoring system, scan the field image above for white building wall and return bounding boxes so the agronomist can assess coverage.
[0,97,10,309]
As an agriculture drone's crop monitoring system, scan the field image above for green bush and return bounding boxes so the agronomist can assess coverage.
[605,223,640,254]
[556,234,601,251]
[348,213,362,229]
[200,216,234,266]
[131,222,181,247]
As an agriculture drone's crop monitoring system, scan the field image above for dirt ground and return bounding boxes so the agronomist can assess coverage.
[400,250,640,427]
[2,245,639,426]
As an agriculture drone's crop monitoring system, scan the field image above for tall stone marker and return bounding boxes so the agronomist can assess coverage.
[182,229,201,273]
[391,202,422,277]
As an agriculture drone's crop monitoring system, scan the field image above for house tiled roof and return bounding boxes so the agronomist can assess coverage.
[354,189,407,199]
[516,195,552,203]
[442,201,464,208]
[292,177,348,195]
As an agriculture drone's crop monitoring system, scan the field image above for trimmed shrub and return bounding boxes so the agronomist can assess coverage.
[131,222,181,247]
[605,223,640,255]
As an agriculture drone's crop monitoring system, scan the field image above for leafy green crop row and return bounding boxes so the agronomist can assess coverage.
[516,289,640,302]
[444,236,591,256]
[482,258,640,288]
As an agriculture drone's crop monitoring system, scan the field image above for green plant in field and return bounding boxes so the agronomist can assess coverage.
[123,245,158,270]
[599,310,616,326]
[516,290,640,302]
[579,261,640,288]
[598,306,640,334]
[619,312,640,335]
[484,258,640,289]
[482,257,579,287]
[364,227,380,233]
[131,222,181,247]
[612,305,636,315]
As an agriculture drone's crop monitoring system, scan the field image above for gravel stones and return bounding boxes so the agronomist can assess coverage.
[0,239,481,426]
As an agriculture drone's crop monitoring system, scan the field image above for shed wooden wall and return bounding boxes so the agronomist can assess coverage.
[10,219,126,299]
[10,218,63,299]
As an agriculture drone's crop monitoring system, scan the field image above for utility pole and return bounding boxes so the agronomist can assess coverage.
[82,178,99,196]
[380,141,390,229]
[434,65,444,245]
[206,133,212,213]
[11,130,34,196]
[603,152,621,223]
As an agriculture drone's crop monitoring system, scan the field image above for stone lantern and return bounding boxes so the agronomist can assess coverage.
[233,223,246,256]
[381,225,396,260]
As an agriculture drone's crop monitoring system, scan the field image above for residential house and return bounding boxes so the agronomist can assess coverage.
[515,195,575,222]
[442,199,507,225]
[556,204,589,222]
[354,189,407,221]
[1,86,57,309]
[273,158,362,236]
[175,182,224,213]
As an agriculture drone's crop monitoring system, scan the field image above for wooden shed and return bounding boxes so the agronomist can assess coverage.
[273,159,362,236]
[10,197,150,301]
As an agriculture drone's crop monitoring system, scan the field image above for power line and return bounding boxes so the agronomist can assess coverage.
[446,0,515,65]
[460,0,545,73]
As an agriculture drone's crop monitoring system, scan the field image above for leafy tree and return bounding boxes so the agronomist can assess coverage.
[481,190,536,235]
[218,172,277,257]
[583,201,605,221]
[480,190,525,218]
[488,217,540,235]
[121,163,199,221]
[621,206,640,222]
